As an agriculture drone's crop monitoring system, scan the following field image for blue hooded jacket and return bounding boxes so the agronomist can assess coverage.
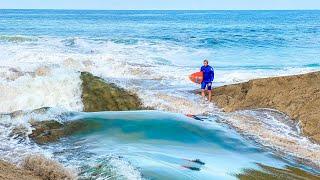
[200,65,214,82]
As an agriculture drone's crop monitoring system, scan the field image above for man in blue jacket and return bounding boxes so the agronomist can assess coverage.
[200,59,214,101]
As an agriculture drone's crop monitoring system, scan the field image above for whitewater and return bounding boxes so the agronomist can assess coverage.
[1,10,320,179]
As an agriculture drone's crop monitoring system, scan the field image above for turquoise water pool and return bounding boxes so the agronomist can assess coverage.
[42,111,318,179]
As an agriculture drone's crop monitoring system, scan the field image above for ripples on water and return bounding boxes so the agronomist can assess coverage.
[38,111,318,179]
[0,10,320,179]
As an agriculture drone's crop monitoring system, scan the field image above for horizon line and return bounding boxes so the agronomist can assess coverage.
[1,8,320,11]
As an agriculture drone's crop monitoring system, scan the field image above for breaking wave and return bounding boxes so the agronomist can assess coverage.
[0,35,319,177]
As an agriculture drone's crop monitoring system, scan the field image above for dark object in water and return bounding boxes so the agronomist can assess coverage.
[185,114,204,121]
[190,159,205,165]
[182,166,201,171]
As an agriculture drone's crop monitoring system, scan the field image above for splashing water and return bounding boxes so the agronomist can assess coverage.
[42,111,320,179]
[0,10,320,178]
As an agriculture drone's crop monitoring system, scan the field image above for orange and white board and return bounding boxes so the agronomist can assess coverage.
[189,71,203,84]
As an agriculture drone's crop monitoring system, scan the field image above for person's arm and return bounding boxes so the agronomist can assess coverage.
[210,67,214,82]
[200,66,204,83]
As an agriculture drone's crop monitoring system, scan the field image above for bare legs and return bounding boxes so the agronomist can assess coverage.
[208,90,212,102]
[201,89,212,102]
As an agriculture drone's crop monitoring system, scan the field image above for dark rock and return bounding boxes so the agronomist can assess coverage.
[29,120,100,144]
[29,72,145,144]
[29,120,64,144]
[80,72,144,112]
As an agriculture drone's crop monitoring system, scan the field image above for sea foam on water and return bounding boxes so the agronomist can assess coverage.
[0,34,319,176]
[0,68,83,113]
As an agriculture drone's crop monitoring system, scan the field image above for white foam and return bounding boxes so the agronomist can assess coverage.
[0,68,83,113]
[105,156,143,180]
[1,35,319,170]
[216,68,317,85]
[217,109,320,167]
[0,108,65,164]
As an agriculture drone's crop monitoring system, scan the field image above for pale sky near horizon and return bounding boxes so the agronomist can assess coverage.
[0,0,320,10]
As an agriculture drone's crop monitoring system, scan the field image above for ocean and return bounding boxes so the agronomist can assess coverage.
[0,10,320,179]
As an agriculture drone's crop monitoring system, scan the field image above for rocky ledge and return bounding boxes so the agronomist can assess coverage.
[211,71,320,143]
[81,72,143,112]
[0,155,75,180]
[0,160,41,180]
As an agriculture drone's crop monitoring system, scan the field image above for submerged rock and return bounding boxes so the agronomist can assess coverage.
[81,71,143,112]
[29,120,100,144]
[210,71,320,143]
[29,120,64,144]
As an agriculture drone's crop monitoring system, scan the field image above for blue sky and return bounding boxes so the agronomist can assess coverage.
[1,0,320,10]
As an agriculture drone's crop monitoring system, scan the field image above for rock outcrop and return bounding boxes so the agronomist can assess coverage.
[0,155,76,180]
[81,72,143,112]
[211,71,320,143]
[29,72,144,144]
[235,163,320,179]
[23,155,76,180]
[29,120,95,144]
[0,160,41,180]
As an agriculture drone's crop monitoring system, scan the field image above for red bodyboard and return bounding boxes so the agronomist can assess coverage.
[189,71,203,84]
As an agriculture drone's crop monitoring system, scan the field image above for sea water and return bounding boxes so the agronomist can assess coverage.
[42,111,318,179]
[0,10,320,179]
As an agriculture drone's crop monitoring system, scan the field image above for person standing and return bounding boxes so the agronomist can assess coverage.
[200,59,214,101]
